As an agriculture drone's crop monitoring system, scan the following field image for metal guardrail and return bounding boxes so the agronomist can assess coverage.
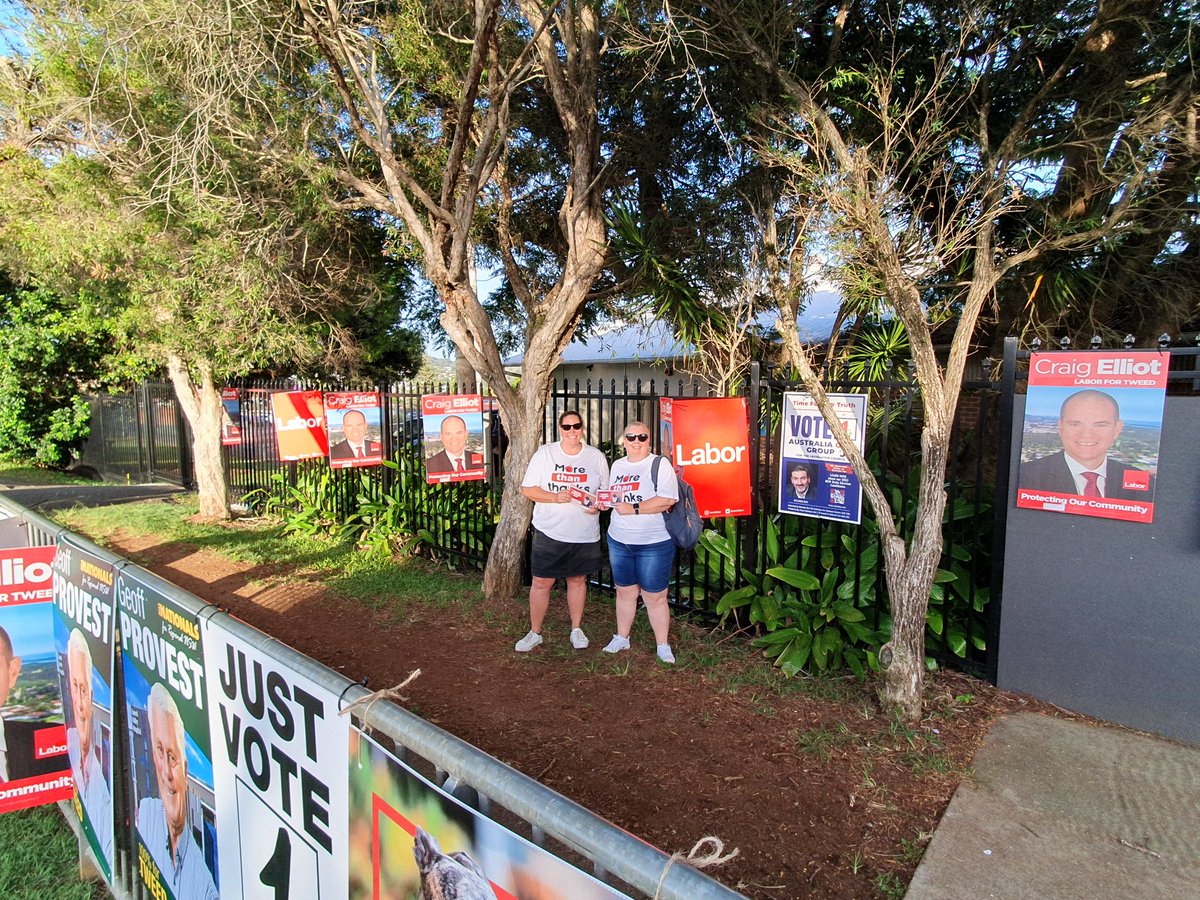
[0,494,744,900]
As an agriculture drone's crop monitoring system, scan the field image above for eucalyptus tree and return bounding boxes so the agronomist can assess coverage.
[1,3,421,515]
[649,0,1197,717]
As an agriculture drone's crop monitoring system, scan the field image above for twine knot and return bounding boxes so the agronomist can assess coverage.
[338,669,421,724]
[654,835,740,898]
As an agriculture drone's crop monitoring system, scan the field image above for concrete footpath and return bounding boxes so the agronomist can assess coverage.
[907,712,1200,899]
[0,480,183,511]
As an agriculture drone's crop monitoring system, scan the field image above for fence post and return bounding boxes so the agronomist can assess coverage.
[986,336,1019,684]
[130,385,144,480]
[142,380,158,481]
[175,387,194,489]
[744,361,761,577]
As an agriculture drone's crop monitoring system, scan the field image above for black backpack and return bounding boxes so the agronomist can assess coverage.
[650,455,704,550]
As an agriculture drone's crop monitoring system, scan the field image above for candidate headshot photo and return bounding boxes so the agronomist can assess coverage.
[328,408,382,462]
[425,414,484,474]
[1018,389,1151,500]
[783,462,818,502]
[0,624,63,782]
[136,683,218,900]
[65,627,114,869]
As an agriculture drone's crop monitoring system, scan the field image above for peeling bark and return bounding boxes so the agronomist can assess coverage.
[166,354,229,520]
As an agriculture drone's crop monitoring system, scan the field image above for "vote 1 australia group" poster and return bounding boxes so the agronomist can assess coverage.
[1015,350,1169,524]
[778,392,867,525]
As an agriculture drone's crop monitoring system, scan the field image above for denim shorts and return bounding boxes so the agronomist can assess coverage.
[607,537,675,593]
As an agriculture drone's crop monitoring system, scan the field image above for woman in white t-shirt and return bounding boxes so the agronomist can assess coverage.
[514,410,610,653]
[602,420,680,663]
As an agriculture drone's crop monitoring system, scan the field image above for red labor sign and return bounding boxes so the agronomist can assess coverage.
[324,391,383,469]
[659,396,752,518]
[1015,350,1169,524]
[271,390,329,461]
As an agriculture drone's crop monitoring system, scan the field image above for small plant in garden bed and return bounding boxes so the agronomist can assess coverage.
[697,459,993,681]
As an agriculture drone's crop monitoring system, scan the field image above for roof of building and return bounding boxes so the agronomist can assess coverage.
[503,290,844,366]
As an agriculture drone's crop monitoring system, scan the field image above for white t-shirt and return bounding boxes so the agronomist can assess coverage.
[607,454,679,545]
[522,442,610,543]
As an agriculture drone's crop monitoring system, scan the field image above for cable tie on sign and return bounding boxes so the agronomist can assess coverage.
[338,670,421,727]
[337,677,369,708]
[654,836,740,898]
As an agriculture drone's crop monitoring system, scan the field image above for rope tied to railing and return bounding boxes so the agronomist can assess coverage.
[653,835,740,899]
[338,669,421,727]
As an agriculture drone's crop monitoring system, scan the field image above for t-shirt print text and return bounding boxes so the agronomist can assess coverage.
[611,473,644,502]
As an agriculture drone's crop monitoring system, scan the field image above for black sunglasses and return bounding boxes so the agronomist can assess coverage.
[624,433,649,442]
[560,422,583,430]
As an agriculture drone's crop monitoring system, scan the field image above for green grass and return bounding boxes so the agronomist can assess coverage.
[794,722,860,761]
[0,806,106,899]
[0,460,97,486]
[54,496,476,619]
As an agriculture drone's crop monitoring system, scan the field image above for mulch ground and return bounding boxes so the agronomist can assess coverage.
[103,527,1052,899]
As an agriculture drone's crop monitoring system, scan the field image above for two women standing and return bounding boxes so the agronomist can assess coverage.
[516,414,680,664]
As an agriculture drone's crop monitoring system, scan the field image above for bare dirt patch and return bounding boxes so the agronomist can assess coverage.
[107,528,1043,899]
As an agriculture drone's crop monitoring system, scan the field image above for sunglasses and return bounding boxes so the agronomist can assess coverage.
[560,422,583,431]
[624,433,649,442]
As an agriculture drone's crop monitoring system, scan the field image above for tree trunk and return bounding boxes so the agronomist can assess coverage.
[481,360,559,601]
[482,414,536,601]
[877,430,949,719]
[166,354,230,520]
[454,348,477,394]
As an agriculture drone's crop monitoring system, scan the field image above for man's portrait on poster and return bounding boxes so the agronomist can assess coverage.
[0,625,61,782]
[426,414,484,474]
[1018,389,1149,499]
[65,627,114,866]
[329,409,381,461]
[784,462,818,501]
[136,683,218,899]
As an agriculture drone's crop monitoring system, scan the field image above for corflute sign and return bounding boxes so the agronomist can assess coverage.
[1015,350,1169,524]
[660,396,752,518]
[0,544,73,815]
[202,618,348,899]
[271,390,329,462]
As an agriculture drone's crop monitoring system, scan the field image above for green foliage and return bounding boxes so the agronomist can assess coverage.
[0,284,114,465]
[1,7,425,391]
[254,449,499,564]
[697,457,992,679]
[699,514,884,678]
[257,464,356,541]
[844,320,911,382]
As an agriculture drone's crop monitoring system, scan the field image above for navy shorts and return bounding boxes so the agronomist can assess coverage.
[530,530,603,579]
[608,537,675,593]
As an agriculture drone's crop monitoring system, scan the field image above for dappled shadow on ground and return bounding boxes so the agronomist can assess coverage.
[103,529,1037,899]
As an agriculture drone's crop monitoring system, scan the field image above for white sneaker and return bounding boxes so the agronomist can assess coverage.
[602,634,630,654]
[570,628,589,650]
[514,631,543,652]
[656,643,676,664]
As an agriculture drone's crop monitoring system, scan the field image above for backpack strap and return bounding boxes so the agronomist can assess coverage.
[650,454,662,492]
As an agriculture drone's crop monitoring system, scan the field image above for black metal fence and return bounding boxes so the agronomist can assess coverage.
[80,368,1001,671]
[77,337,1200,679]
[79,382,192,486]
[201,367,998,672]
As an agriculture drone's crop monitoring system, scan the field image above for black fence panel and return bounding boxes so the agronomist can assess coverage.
[79,383,192,487]
[82,366,1012,674]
